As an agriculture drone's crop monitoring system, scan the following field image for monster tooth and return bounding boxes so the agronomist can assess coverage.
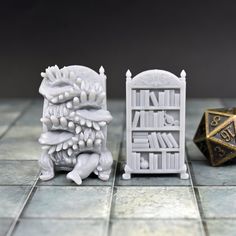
[56,143,63,152]
[54,65,61,79]
[41,72,46,77]
[64,91,70,98]
[63,107,69,116]
[80,91,87,103]
[46,68,55,81]
[81,80,85,90]
[63,142,69,150]
[68,140,73,146]
[75,126,82,134]
[60,117,68,128]
[51,115,59,126]
[96,92,106,104]
[68,121,75,129]
[58,94,64,101]
[88,89,96,102]
[67,148,73,156]
[84,129,90,141]
[41,145,50,150]
[69,111,75,118]
[93,122,100,131]
[72,144,78,150]
[78,140,85,148]
[51,97,58,103]
[79,132,84,140]
[95,138,102,147]
[86,120,92,128]
[69,71,75,80]
[73,97,80,106]
[98,121,106,127]
[76,78,82,84]
[74,116,80,122]
[72,136,79,143]
[48,146,56,154]
[66,102,73,109]
[90,130,95,141]
[86,138,93,148]
[85,81,90,91]
[80,119,85,126]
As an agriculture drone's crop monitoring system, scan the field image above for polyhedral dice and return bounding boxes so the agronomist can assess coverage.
[193,108,236,166]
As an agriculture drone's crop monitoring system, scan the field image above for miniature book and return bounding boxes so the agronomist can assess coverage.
[38,65,113,185]
[123,69,189,179]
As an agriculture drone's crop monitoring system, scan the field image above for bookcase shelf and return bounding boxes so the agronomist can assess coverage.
[123,69,189,180]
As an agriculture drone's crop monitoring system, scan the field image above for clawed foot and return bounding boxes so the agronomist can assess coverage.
[40,172,54,181]
[67,171,82,185]
[98,170,111,181]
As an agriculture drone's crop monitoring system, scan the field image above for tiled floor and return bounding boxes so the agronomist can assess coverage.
[0,99,236,236]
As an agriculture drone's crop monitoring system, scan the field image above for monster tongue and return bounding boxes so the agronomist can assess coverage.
[76,109,112,122]
[39,131,73,145]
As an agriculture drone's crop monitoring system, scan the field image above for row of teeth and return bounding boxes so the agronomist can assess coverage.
[40,115,106,131]
[42,134,103,156]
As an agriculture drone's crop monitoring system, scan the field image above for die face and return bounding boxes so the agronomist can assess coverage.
[206,111,231,135]
[193,113,207,142]
[193,108,236,166]
[208,139,236,166]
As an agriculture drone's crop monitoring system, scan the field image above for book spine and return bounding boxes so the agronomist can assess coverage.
[174,93,180,107]
[159,92,164,106]
[154,154,158,170]
[162,151,166,170]
[157,132,166,148]
[154,112,158,127]
[170,153,175,169]
[136,153,141,170]
[149,111,154,127]
[140,110,145,128]
[132,111,140,128]
[148,134,155,149]
[140,90,145,107]
[164,90,170,106]
[162,132,173,148]
[132,152,136,169]
[145,111,149,127]
[151,132,159,148]
[174,153,179,169]
[145,90,150,107]
[170,90,175,106]
[150,91,159,106]
[136,91,140,106]
[149,153,154,170]
[167,133,179,148]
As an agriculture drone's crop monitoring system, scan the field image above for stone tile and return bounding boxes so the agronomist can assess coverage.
[112,187,200,219]
[110,219,203,236]
[206,219,236,236]
[222,99,236,108]
[0,186,30,218]
[13,219,106,236]
[23,186,112,219]
[38,162,116,186]
[0,126,41,160]
[0,99,31,137]
[186,141,206,161]
[0,218,13,236]
[191,160,236,186]
[0,161,39,185]
[198,187,236,218]
[116,163,191,186]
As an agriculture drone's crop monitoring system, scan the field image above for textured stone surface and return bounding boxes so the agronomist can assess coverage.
[14,219,106,236]
[0,218,13,236]
[206,219,236,236]
[112,187,200,219]
[23,186,112,219]
[110,219,203,236]
[198,187,236,218]
[0,161,39,185]
[0,186,30,218]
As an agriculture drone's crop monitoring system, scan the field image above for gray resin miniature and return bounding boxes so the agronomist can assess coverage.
[123,69,189,180]
[38,65,113,185]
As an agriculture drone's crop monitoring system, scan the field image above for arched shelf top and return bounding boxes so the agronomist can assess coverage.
[129,69,182,86]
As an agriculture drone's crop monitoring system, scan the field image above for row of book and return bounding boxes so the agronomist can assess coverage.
[132,110,167,128]
[132,152,179,170]
[132,89,180,107]
[132,132,179,149]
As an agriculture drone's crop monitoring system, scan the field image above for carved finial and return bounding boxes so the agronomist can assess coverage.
[180,70,186,78]
[99,66,105,75]
[126,69,132,80]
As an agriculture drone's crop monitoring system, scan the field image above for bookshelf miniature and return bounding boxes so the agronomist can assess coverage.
[122,69,189,180]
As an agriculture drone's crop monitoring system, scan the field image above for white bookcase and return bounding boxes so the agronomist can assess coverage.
[122,69,189,180]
